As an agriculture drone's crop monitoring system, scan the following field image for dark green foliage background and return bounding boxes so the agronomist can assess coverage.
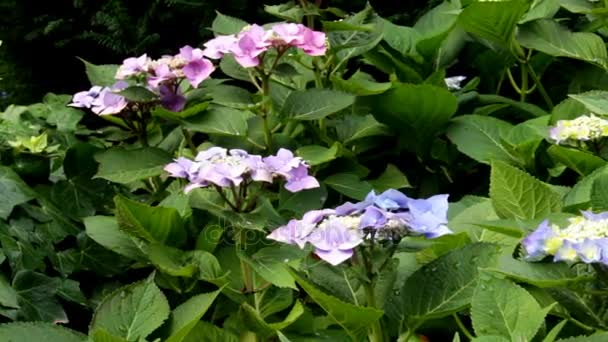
[0,0,440,107]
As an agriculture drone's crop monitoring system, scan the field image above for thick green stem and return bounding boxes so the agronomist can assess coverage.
[182,128,197,156]
[238,229,254,293]
[453,313,475,340]
[520,63,528,102]
[364,282,384,342]
[525,63,554,110]
[260,75,274,152]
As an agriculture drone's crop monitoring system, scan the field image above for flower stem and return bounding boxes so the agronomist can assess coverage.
[520,62,528,102]
[182,128,197,156]
[525,63,554,110]
[453,313,474,340]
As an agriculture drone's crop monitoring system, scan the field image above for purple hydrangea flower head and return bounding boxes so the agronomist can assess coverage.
[574,238,603,263]
[299,28,327,56]
[91,82,129,116]
[406,194,452,238]
[308,219,364,266]
[267,219,316,249]
[244,155,273,183]
[116,54,150,79]
[69,86,104,108]
[148,63,176,89]
[182,58,214,88]
[203,35,238,59]
[553,240,578,263]
[359,206,388,229]
[522,220,556,260]
[373,189,410,210]
[232,24,271,67]
[196,147,228,162]
[582,210,608,221]
[270,23,308,46]
[263,148,301,176]
[164,157,196,179]
[284,164,320,192]
[159,85,186,112]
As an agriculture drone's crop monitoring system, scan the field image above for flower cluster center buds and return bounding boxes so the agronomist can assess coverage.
[267,189,452,265]
[549,114,608,145]
[165,147,319,195]
[523,211,608,265]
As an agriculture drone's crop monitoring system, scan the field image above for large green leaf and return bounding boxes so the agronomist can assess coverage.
[183,321,239,342]
[324,173,373,200]
[239,301,304,338]
[0,322,86,342]
[333,114,391,144]
[296,143,340,166]
[556,333,608,342]
[0,166,35,219]
[13,271,66,323]
[413,0,461,59]
[568,90,608,114]
[446,115,520,165]
[521,0,561,23]
[182,106,254,136]
[278,186,327,215]
[84,216,146,261]
[564,164,608,209]
[459,0,529,51]
[489,161,562,220]
[484,256,593,288]
[211,11,247,35]
[591,174,608,211]
[166,290,220,342]
[518,19,608,69]
[94,147,172,184]
[401,243,500,325]
[239,246,306,290]
[471,276,549,341]
[291,271,383,341]
[114,195,187,247]
[369,164,411,192]
[0,274,18,309]
[547,145,606,176]
[78,58,119,87]
[90,276,170,341]
[282,89,355,120]
[324,5,384,62]
[370,84,457,153]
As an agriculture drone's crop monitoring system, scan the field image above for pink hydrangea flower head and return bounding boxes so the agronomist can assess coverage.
[203,35,238,59]
[116,54,150,79]
[232,24,271,67]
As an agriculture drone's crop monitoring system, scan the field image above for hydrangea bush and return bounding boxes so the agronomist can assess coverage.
[4,1,608,341]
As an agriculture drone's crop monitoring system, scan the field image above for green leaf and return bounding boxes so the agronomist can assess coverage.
[239,301,304,337]
[381,19,420,56]
[118,86,157,102]
[91,329,129,342]
[569,90,608,114]
[13,271,66,322]
[490,161,562,220]
[183,321,239,342]
[84,216,146,261]
[591,174,608,211]
[78,58,119,87]
[547,145,606,176]
[333,114,391,144]
[211,11,247,35]
[447,115,520,165]
[195,224,224,253]
[324,173,373,200]
[518,20,608,69]
[239,246,303,289]
[401,243,500,324]
[556,333,608,342]
[183,106,254,136]
[560,0,595,14]
[296,143,340,166]
[485,256,593,288]
[0,166,35,219]
[331,71,392,96]
[459,0,528,50]
[166,290,220,342]
[521,0,561,23]
[265,3,305,22]
[0,322,86,342]
[282,89,354,120]
[564,164,608,209]
[0,274,18,309]
[90,276,170,341]
[291,271,383,341]
[471,276,550,341]
[278,186,327,215]
[146,244,197,278]
[115,195,187,247]
[325,5,384,62]
[370,84,457,154]
[369,164,411,191]
[94,147,172,184]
